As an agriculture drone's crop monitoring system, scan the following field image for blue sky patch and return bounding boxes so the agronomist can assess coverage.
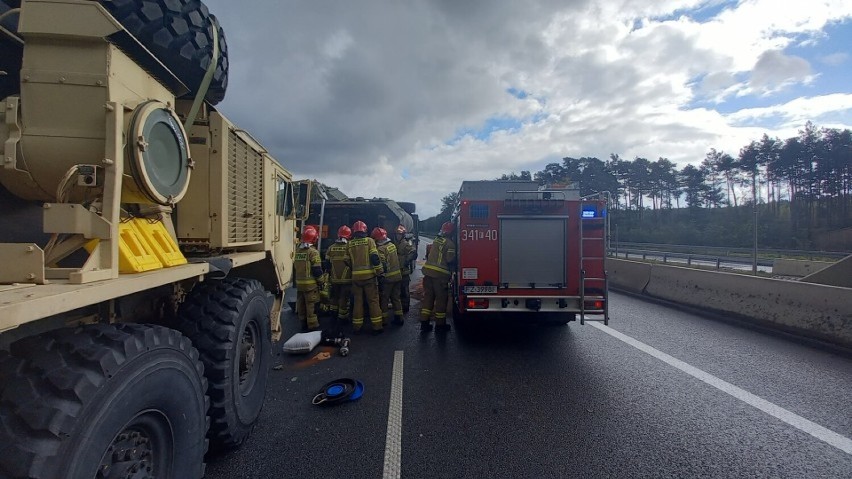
[685,17,852,129]
[787,19,852,96]
[449,116,524,144]
[673,0,733,23]
[507,87,529,99]
[447,111,550,145]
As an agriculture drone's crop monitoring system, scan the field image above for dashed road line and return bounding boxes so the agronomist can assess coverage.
[588,322,852,456]
[383,350,405,478]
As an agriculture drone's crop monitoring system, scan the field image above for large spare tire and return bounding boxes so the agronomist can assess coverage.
[99,0,229,104]
[0,1,22,100]
[0,0,229,104]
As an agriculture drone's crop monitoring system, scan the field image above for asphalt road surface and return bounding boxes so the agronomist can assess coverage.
[205,238,852,478]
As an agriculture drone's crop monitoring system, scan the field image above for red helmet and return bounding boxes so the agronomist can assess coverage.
[395,225,407,234]
[352,220,367,233]
[337,225,352,239]
[371,227,387,242]
[440,222,454,235]
[302,226,318,244]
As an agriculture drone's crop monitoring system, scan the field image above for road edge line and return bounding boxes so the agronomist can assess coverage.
[588,322,852,456]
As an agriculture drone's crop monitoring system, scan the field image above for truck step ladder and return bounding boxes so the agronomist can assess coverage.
[579,197,609,325]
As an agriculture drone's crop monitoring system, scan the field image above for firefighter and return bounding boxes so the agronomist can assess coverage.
[346,220,384,334]
[394,225,416,314]
[325,225,352,323]
[294,225,323,331]
[420,221,456,332]
[373,227,404,326]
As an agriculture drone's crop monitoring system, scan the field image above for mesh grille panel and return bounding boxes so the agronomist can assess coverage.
[227,130,264,244]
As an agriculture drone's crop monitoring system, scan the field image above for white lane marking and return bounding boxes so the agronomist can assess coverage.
[588,322,852,456]
[383,350,405,479]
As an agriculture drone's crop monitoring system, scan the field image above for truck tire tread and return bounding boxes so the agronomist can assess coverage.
[99,0,229,104]
[177,277,272,452]
[0,323,209,479]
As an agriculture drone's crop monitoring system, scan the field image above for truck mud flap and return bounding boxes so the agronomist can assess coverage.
[188,256,233,279]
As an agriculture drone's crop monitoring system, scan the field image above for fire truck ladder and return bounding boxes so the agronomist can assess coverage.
[579,194,609,325]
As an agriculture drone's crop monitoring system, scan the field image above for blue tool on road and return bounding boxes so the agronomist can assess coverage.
[312,378,364,406]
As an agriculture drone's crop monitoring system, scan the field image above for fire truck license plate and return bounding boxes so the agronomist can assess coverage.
[464,286,497,294]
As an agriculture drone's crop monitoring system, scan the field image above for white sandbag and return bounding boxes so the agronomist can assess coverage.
[282,331,323,354]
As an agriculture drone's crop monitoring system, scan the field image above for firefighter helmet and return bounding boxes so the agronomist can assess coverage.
[395,225,407,234]
[371,227,387,242]
[337,225,352,239]
[352,220,368,233]
[302,226,318,244]
[440,222,454,235]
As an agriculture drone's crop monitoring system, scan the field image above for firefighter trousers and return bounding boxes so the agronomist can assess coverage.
[380,279,403,322]
[296,287,320,330]
[351,278,383,331]
[421,274,449,325]
[330,283,351,321]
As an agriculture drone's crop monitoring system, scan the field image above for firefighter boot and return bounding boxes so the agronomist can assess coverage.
[392,315,404,326]
[420,321,433,332]
[435,324,451,333]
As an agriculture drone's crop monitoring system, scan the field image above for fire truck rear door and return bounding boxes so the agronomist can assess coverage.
[499,216,567,287]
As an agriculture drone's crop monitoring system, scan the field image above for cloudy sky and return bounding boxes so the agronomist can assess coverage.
[204,0,852,217]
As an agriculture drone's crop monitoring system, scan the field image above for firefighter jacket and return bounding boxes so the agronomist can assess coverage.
[346,234,383,280]
[395,238,416,275]
[376,239,402,282]
[423,235,455,278]
[325,239,351,285]
[294,244,322,291]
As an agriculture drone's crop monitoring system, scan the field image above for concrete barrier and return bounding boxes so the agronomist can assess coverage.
[609,259,852,349]
[772,259,833,276]
[607,259,651,294]
[801,254,852,288]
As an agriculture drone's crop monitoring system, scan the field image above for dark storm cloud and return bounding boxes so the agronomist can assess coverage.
[204,0,589,176]
[198,0,852,216]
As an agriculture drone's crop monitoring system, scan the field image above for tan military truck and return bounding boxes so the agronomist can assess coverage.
[0,1,307,477]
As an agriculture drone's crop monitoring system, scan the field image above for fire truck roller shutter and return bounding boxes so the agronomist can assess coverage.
[499,217,567,287]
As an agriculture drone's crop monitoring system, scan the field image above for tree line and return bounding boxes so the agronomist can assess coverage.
[423,122,852,250]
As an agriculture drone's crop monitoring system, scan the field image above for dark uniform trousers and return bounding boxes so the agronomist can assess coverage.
[330,283,351,321]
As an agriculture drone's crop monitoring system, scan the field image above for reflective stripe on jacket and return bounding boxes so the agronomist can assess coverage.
[423,235,455,277]
[325,241,351,284]
[347,237,382,280]
[294,245,321,290]
[377,240,402,282]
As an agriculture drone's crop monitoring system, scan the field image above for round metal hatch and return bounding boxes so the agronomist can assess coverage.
[126,101,191,205]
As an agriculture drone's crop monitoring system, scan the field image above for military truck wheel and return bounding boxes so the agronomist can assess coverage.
[177,277,272,452]
[0,324,209,479]
[98,0,229,104]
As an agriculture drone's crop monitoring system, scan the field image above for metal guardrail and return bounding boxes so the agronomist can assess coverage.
[610,248,774,271]
[611,242,850,261]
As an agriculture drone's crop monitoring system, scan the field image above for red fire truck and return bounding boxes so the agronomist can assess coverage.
[450,180,609,325]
